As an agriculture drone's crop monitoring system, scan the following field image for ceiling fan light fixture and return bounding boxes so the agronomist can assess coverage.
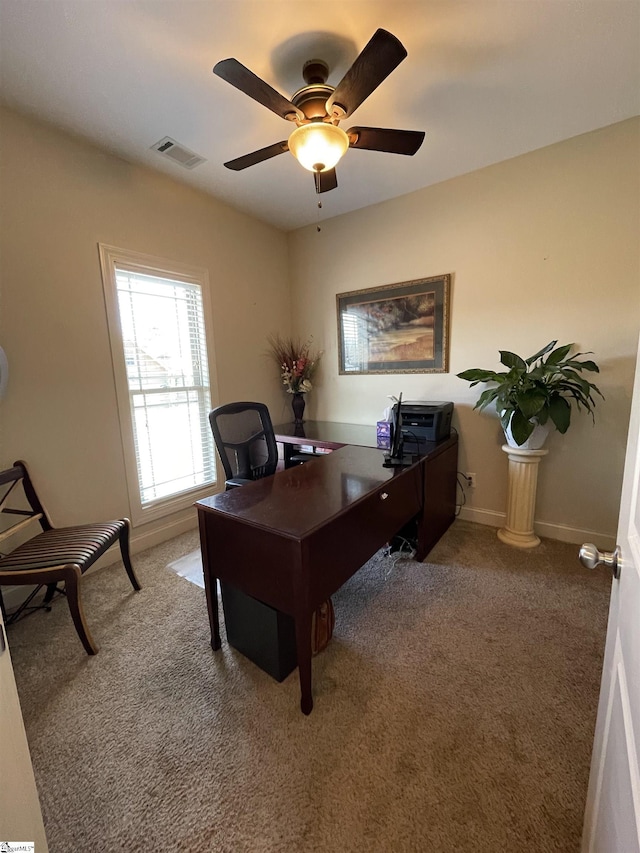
[288,123,349,173]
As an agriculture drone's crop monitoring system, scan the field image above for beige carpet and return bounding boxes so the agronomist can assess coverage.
[7,520,611,853]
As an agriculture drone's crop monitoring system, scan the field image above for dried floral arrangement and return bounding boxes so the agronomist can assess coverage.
[267,334,323,394]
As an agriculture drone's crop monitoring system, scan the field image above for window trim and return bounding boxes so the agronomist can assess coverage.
[99,243,219,526]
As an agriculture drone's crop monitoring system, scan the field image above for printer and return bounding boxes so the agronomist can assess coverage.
[394,401,454,444]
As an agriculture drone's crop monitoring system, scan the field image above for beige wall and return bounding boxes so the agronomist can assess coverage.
[1,107,637,553]
[0,107,291,549]
[288,119,640,547]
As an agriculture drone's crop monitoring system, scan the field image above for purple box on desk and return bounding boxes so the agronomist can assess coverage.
[376,421,392,449]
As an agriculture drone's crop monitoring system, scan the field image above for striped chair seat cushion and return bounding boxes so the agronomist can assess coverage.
[0,521,127,572]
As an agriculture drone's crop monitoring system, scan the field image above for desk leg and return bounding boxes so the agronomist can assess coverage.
[198,510,221,651]
[295,610,313,715]
[291,551,313,714]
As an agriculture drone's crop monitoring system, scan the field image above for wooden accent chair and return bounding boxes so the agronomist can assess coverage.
[0,460,140,654]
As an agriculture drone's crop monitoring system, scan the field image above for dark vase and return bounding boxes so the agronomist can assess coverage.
[291,392,306,424]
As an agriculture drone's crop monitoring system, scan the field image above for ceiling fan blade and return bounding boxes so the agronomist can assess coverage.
[314,168,338,194]
[224,141,289,171]
[347,127,425,156]
[325,29,407,119]
[214,58,304,122]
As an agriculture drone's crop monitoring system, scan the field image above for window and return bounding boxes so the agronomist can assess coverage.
[99,245,217,525]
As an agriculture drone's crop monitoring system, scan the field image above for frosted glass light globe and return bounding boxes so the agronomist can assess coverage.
[288,123,349,173]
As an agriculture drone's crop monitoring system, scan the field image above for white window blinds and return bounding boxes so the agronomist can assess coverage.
[116,270,215,504]
[100,245,217,525]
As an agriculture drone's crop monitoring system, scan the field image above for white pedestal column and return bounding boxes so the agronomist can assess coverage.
[497,444,548,548]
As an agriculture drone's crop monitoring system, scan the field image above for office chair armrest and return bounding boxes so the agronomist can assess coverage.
[226,477,254,489]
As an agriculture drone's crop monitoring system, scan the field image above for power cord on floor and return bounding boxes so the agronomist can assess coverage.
[382,538,417,578]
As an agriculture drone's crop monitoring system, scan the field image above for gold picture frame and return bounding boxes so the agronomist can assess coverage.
[337,274,451,374]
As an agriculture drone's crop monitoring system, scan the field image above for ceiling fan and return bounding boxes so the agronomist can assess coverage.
[213,29,425,194]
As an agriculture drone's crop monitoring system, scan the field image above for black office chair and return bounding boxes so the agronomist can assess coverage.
[209,401,278,489]
[207,401,334,678]
[209,401,315,487]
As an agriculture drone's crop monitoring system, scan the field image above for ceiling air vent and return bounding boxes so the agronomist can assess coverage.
[151,137,206,170]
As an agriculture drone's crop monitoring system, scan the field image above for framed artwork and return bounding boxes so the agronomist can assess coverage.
[336,274,451,374]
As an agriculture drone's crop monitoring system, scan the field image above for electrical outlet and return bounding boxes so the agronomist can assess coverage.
[466,473,476,488]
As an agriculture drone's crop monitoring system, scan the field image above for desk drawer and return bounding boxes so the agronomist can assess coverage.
[307,466,422,603]
[358,471,422,535]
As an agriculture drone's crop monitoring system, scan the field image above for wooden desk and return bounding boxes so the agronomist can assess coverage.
[196,433,458,715]
[272,420,378,450]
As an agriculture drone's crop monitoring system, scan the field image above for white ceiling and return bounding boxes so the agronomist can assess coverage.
[1,1,638,231]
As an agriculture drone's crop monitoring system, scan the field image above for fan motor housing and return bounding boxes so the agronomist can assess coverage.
[291,83,335,121]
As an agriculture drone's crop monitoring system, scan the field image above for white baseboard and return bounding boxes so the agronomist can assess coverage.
[458,506,505,528]
[458,506,616,549]
[129,513,198,554]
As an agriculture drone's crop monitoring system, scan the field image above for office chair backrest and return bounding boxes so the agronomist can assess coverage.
[209,402,278,486]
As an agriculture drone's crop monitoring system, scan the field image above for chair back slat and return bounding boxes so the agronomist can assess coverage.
[0,460,52,540]
[0,513,44,545]
[0,477,21,513]
[0,464,26,488]
[16,459,53,531]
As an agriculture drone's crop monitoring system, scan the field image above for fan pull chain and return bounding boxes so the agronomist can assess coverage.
[316,200,322,233]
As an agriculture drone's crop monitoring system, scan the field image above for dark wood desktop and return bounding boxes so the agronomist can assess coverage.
[272,420,379,451]
[196,426,458,715]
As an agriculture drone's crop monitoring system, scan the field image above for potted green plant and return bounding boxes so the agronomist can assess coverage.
[457,341,604,448]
